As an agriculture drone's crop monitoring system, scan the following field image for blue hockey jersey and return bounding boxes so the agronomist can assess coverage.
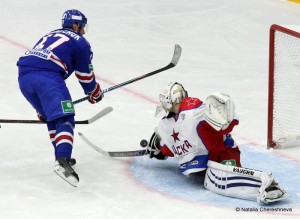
[17,28,97,93]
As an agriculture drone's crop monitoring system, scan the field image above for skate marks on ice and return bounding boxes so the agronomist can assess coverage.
[128,144,300,209]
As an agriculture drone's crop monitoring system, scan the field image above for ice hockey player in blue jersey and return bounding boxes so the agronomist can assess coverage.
[17,9,103,187]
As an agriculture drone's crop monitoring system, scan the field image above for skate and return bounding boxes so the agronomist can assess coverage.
[257,172,288,204]
[54,157,79,187]
[258,181,288,204]
[67,158,76,167]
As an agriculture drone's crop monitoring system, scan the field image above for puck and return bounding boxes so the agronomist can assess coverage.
[140,139,148,148]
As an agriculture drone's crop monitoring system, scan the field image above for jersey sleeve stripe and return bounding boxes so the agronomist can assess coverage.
[75,71,95,83]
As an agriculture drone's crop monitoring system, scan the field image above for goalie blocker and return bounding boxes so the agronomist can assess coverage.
[204,161,288,204]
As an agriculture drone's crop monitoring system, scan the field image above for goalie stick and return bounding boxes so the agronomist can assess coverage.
[78,132,147,157]
[73,44,182,105]
[0,106,113,124]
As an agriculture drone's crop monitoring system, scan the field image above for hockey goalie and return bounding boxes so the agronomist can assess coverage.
[145,82,287,204]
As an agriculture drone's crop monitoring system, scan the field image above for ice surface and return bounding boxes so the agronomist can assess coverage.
[1,0,300,218]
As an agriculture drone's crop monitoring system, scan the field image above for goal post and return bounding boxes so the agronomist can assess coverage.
[268,24,300,148]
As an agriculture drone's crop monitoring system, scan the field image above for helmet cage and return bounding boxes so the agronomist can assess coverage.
[159,82,188,111]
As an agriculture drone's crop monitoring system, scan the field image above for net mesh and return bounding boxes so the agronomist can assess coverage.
[272,25,300,147]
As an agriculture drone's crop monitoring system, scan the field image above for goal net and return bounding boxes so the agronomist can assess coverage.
[268,24,300,148]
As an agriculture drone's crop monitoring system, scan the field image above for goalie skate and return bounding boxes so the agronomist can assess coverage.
[54,157,79,187]
[258,181,287,204]
[257,172,288,204]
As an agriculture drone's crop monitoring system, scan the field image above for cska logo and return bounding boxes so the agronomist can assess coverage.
[171,140,192,156]
[171,129,180,142]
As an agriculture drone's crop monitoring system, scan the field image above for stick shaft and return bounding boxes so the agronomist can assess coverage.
[73,44,182,105]
[0,107,113,125]
[78,132,147,157]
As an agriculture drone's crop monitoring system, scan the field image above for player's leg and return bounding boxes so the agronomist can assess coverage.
[50,116,75,159]
[46,121,57,152]
[19,72,58,151]
[19,75,57,153]
[219,146,242,167]
[47,118,76,166]
[19,72,78,186]
[51,116,78,187]
[18,72,46,118]
[36,72,78,186]
[204,161,287,204]
[179,153,209,175]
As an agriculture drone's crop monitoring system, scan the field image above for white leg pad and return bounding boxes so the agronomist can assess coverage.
[204,161,288,204]
[204,161,261,201]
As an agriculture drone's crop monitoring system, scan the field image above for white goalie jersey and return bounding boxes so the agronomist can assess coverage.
[158,97,209,173]
[155,95,287,204]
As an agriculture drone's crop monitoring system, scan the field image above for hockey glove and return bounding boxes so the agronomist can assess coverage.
[37,111,46,122]
[88,83,104,104]
[204,92,235,131]
[147,132,167,160]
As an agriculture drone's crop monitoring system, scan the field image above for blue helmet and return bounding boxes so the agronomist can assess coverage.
[62,9,87,28]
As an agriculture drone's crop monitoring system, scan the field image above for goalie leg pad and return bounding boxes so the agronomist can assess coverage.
[204,161,261,201]
[257,172,288,204]
[204,161,288,204]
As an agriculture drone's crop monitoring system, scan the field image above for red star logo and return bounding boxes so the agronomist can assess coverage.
[171,129,180,142]
[187,98,196,106]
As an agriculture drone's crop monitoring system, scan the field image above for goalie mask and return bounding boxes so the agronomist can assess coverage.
[159,82,188,112]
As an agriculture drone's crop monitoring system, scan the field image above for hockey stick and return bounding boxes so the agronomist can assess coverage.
[0,106,113,125]
[73,44,182,105]
[78,132,147,157]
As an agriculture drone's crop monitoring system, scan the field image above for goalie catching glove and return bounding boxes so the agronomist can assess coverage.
[204,92,235,131]
[147,131,167,160]
[87,83,104,104]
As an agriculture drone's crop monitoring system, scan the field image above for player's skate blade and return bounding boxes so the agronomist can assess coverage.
[54,157,79,187]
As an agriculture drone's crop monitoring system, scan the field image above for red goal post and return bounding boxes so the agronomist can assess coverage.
[268,24,300,148]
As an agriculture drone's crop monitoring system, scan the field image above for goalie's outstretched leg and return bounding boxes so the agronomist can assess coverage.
[204,161,288,204]
[257,172,287,204]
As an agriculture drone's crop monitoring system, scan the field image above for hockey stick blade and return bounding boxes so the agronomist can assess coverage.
[73,44,182,105]
[78,132,147,157]
[75,106,113,124]
[170,44,182,66]
[0,106,113,125]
